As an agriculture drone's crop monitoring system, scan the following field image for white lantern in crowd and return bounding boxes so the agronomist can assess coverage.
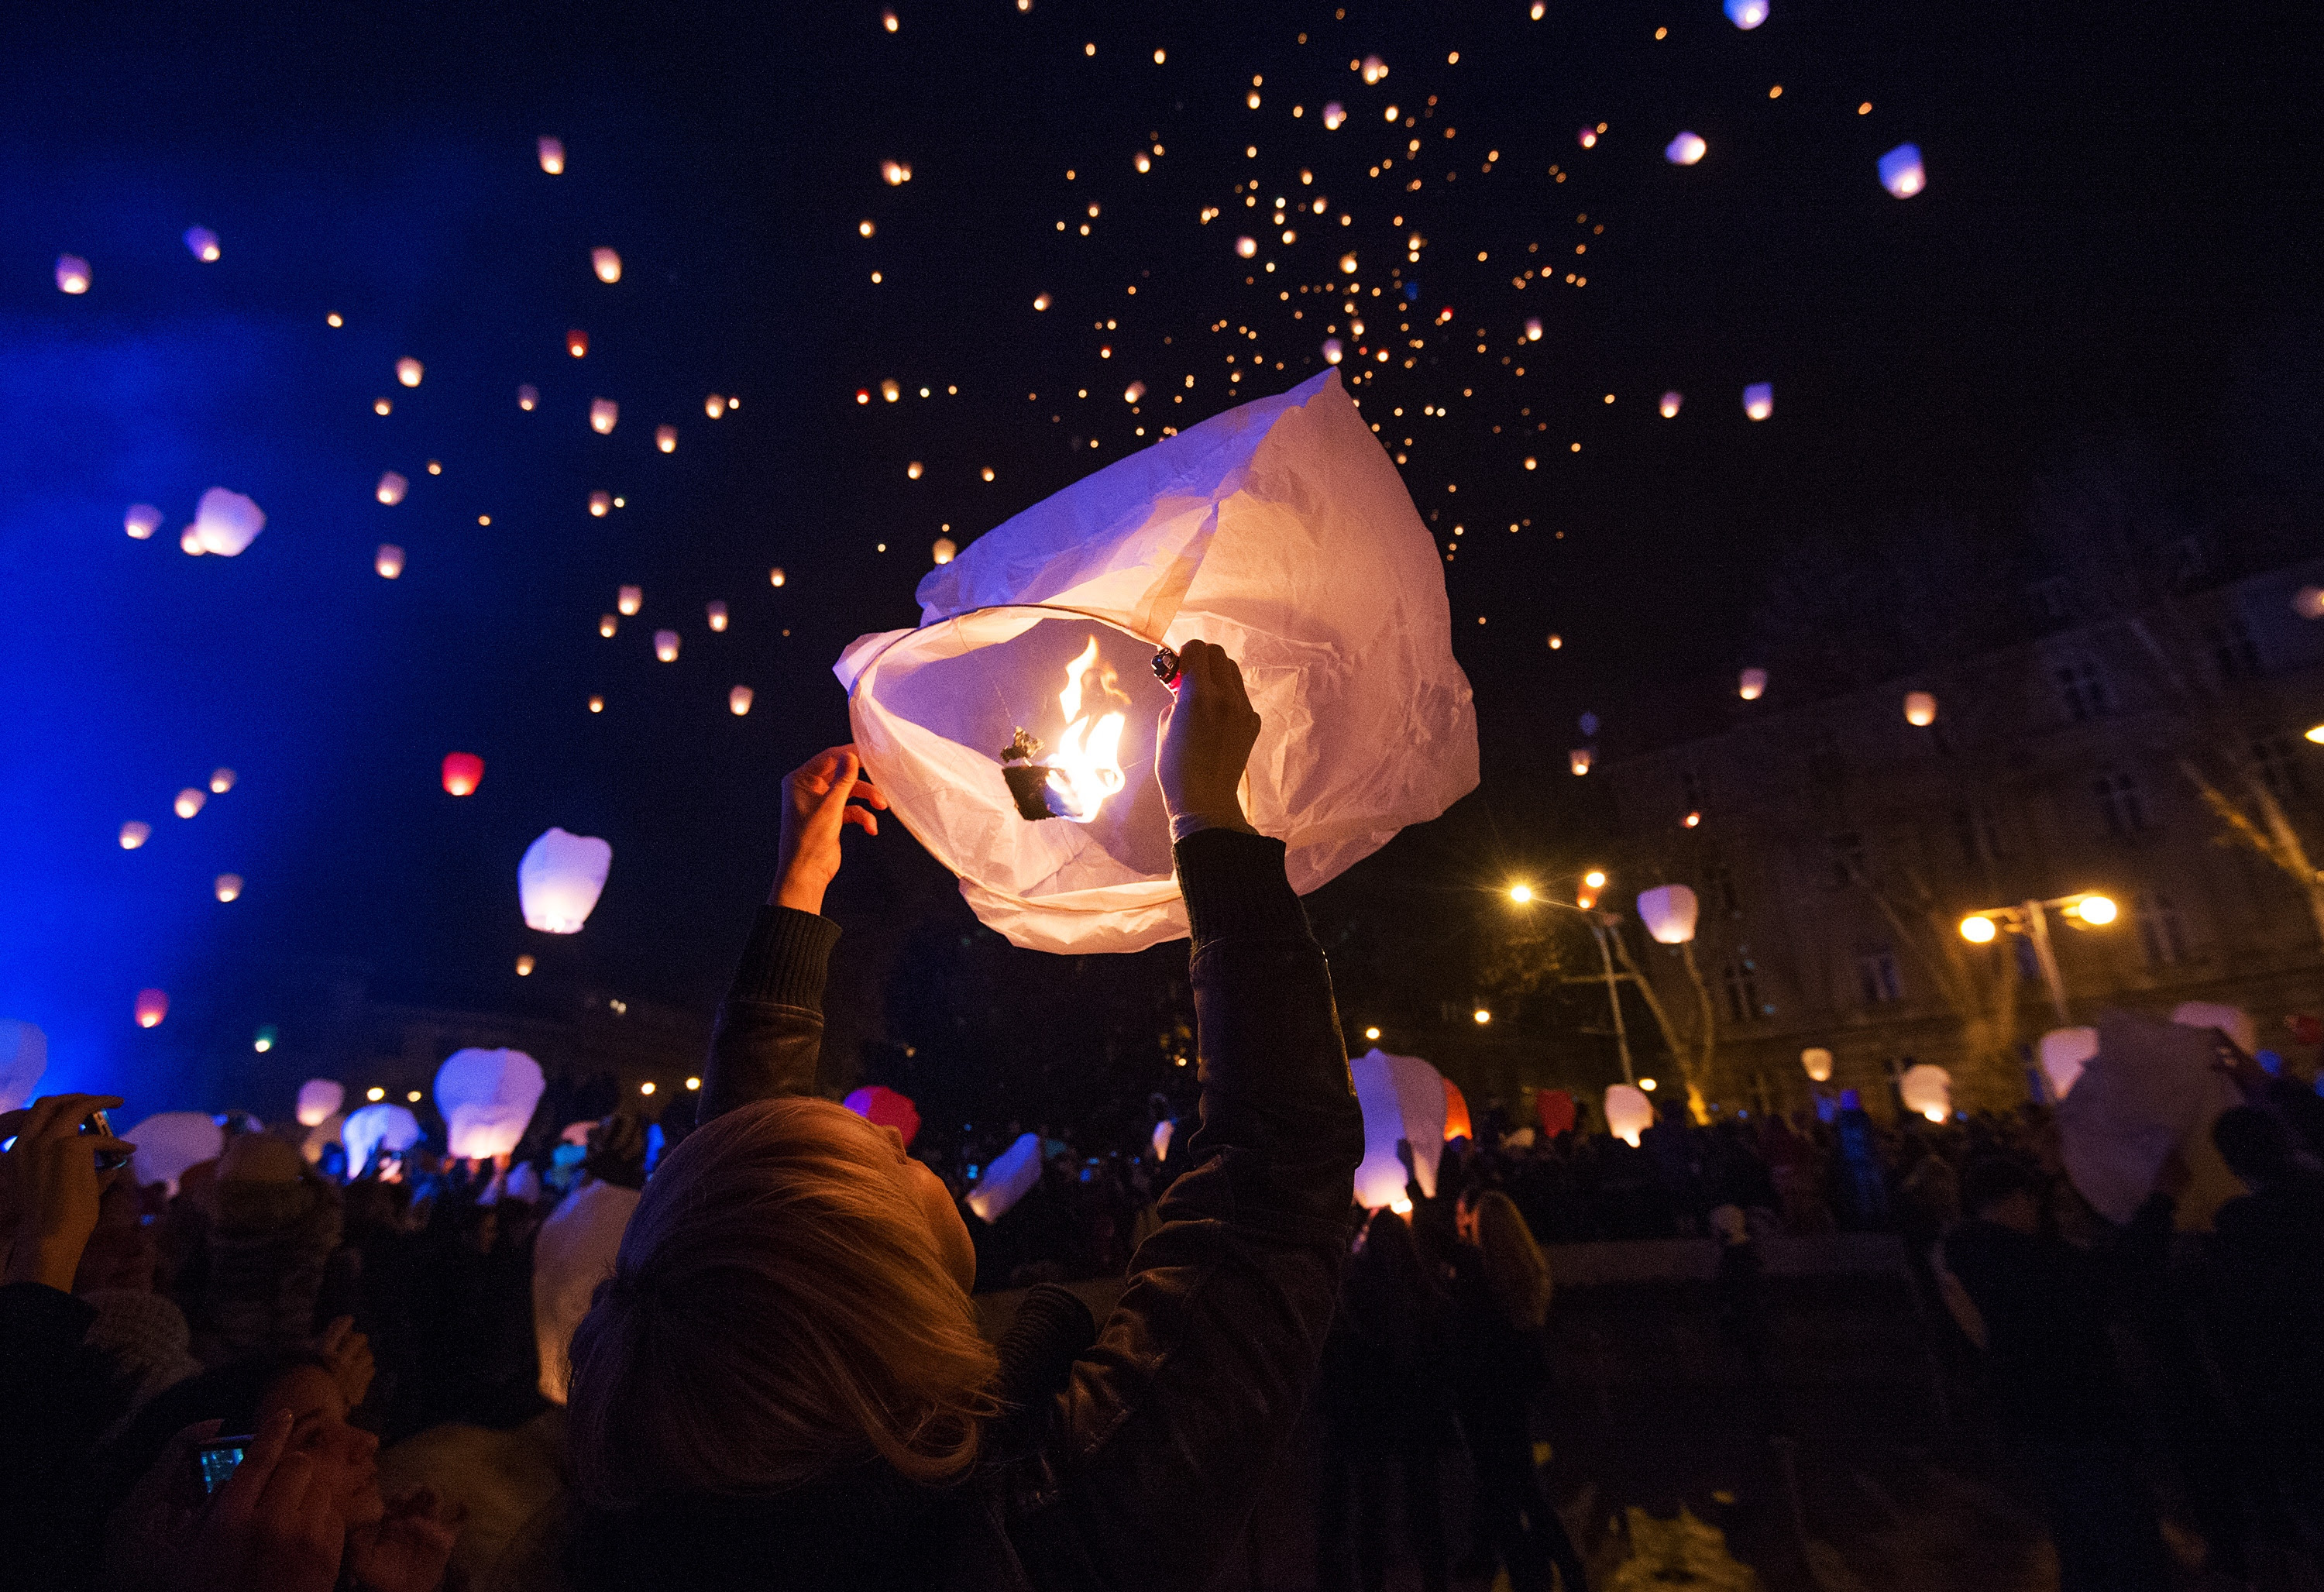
[435,1047,546,1160]
[1742,383,1773,421]
[301,1116,345,1164]
[1350,1047,1449,1211]
[654,630,680,662]
[931,537,956,565]
[396,358,424,388]
[342,1103,422,1176]
[375,544,404,579]
[0,1020,48,1111]
[1879,143,1927,199]
[1659,391,1683,418]
[967,1132,1043,1222]
[2171,1001,2256,1055]
[1899,1064,1952,1123]
[296,1078,346,1127]
[519,827,613,934]
[191,487,266,556]
[592,248,622,284]
[728,686,754,715]
[1604,1084,1653,1147]
[376,472,408,506]
[126,1112,224,1195]
[1738,668,1767,700]
[1636,884,1699,945]
[590,399,619,435]
[538,136,566,174]
[656,425,677,452]
[125,504,162,540]
[57,255,91,294]
[617,585,641,616]
[1665,132,1707,166]
[1903,690,1938,727]
[1800,1046,1834,1083]
[2039,1027,2098,1100]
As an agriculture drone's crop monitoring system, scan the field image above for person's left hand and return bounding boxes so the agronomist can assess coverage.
[772,744,889,915]
[1,1092,134,1291]
[315,1315,376,1411]
[346,1485,463,1592]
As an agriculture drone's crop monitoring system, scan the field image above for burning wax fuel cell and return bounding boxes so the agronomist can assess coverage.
[998,636,1134,822]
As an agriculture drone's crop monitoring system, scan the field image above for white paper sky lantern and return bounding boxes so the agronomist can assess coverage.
[376,471,408,506]
[1322,337,1344,364]
[297,1078,346,1127]
[1724,0,1769,28]
[180,526,204,555]
[1665,132,1707,166]
[931,536,957,564]
[126,1111,224,1195]
[706,600,728,631]
[435,1047,546,1160]
[518,384,539,411]
[1637,883,1700,944]
[57,255,91,294]
[134,989,169,1027]
[1879,143,1927,199]
[834,369,1478,954]
[1569,748,1593,775]
[184,225,221,261]
[654,629,680,662]
[2039,1026,2098,1100]
[705,394,727,419]
[1524,318,1542,341]
[1604,1084,1653,1147]
[589,491,611,517]
[591,247,622,284]
[1339,252,1360,274]
[728,685,754,716]
[537,136,566,174]
[1742,383,1774,421]
[215,873,242,902]
[120,820,151,849]
[519,827,612,934]
[342,1102,422,1175]
[0,1019,48,1112]
[655,425,677,453]
[1236,236,1258,258]
[2171,1000,2256,1054]
[1323,102,1346,129]
[1738,667,1767,700]
[190,487,266,556]
[396,357,424,388]
[590,398,619,435]
[1123,380,1147,404]
[1801,1046,1834,1082]
[1899,1063,1951,1123]
[1350,1047,1449,1211]
[769,567,786,587]
[375,544,404,579]
[967,1132,1043,1222]
[175,787,206,820]
[1903,689,1938,727]
[617,585,641,616]
[2292,584,2324,621]
[125,504,162,540]
[1659,391,1683,418]
[211,767,235,793]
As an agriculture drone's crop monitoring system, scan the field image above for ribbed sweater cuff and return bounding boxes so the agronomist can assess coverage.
[729,906,843,1009]
[1173,828,1306,945]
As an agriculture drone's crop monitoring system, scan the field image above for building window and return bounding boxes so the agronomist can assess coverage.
[2209,617,2262,682]
[2055,658,2112,722]
[1721,957,1762,1024]
[2135,890,2188,966]
[2254,734,2306,802]
[2094,772,2148,837]
[1827,832,1865,889]
[1703,862,1741,916]
[1856,944,1903,1005]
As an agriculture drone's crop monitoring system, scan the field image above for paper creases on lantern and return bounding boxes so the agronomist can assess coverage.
[519,827,612,934]
[1351,1047,1449,1211]
[435,1047,546,1160]
[834,370,1477,954]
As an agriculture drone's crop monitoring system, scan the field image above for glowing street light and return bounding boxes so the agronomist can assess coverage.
[1508,883,1534,904]
[1473,1007,1492,1025]
[1510,868,1635,1083]
[1958,892,2119,1026]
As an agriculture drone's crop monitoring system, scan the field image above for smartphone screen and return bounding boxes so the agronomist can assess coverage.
[195,1439,250,1496]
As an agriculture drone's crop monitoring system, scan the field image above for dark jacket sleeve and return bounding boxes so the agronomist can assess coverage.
[1009,828,1364,1592]
[1,1281,119,1587]
[696,906,844,1124]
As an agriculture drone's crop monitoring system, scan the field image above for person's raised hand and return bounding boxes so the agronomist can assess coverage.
[772,744,889,915]
[1,1092,133,1291]
[1154,638,1261,838]
[346,1484,463,1592]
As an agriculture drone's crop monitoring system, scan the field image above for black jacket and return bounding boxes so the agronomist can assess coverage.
[572,827,1363,1591]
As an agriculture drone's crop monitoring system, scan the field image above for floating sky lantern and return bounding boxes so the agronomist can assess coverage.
[518,384,539,411]
[1903,689,1938,727]
[967,1132,1042,1222]
[1569,748,1593,775]
[728,685,754,716]
[0,1020,48,1112]
[1742,383,1774,421]
[191,487,266,556]
[654,630,680,662]
[705,394,726,418]
[1339,252,1360,273]
[1665,132,1707,166]
[1547,633,1563,650]
[768,567,786,587]
[1899,1063,1951,1123]
[932,536,957,564]
[1577,128,1600,150]
[1724,0,1769,28]
[1524,318,1542,341]
[587,696,603,713]
[1123,381,1146,404]
[591,247,622,284]
[1879,143,1927,199]
[174,787,205,820]
[210,768,235,794]
[588,491,611,517]
[441,752,484,796]
[881,160,913,185]
[375,544,404,579]
[906,461,924,480]
[1659,391,1683,418]
[119,821,150,850]
[1737,667,1769,701]
[376,471,407,506]
[2293,585,2324,621]
[57,254,92,294]
[180,526,203,555]
[590,399,619,435]
[519,827,612,934]
[395,357,424,388]
[515,954,535,975]
[844,1085,922,1147]
[567,329,589,358]
[128,1112,222,1195]
[435,1047,545,1160]
[134,989,170,1028]
[599,614,617,638]
[215,873,242,902]
[1361,53,1387,81]
[297,1079,346,1128]
[125,504,161,540]
[1637,884,1699,945]
[538,136,566,174]
[2039,1026,2098,1100]
[1801,1046,1834,1082]
[1351,1047,1449,1210]
[655,425,677,452]
[1604,1084,1653,1147]
[1322,337,1344,364]
[706,600,728,631]
[342,1103,422,1176]
[184,226,221,262]
[880,380,901,402]
[1323,101,1346,129]
[1235,236,1257,258]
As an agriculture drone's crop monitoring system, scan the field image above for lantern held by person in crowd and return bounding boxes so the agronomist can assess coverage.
[125,1112,224,1195]
[0,1019,48,1111]
[834,369,1477,954]
[1150,1119,1174,1162]
[1535,1086,1575,1139]
[2039,1026,2098,1100]
[441,752,484,796]
[191,487,266,556]
[2056,1009,2243,1230]
[1637,884,1699,945]
[435,1047,546,1160]
[296,1079,346,1127]
[519,827,612,934]
[1442,1076,1473,1143]
[1604,1084,1653,1147]
[1899,1063,1951,1123]
[844,1085,922,1149]
[301,1116,345,1166]
[2171,1000,2256,1055]
[1800,1046,1834,1083]
[1350,1047,1449,1211]
[342,1103,423,1178]
[966,1132,1042,1222]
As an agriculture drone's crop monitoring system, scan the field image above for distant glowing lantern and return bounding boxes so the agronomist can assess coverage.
[1578,128,1599,149]
[1899,1063,1951,1123]
[376,471,408,506]
[184,226,221,261]
[441,752,484,796]
[881,160,913,185]
[1738,667,1767,700]
[342,1103,422,1176]
[844,1085,921,1147]
[515,954,535,975]
[1903,690,1938,727]
[706,600,728,631]
[125,504,161,539]
[57,255,91,294]
[1878,143,1927,199]
[1665,132,1707,166]
[655,629,680,662]
[932,536,956,564]
[297,1079,346,1128]
[435,1046,546,1159]
[1362,53,1387,82]
[375,544,404,579]
[768,566,786,587]
[180,527,203,555]
[1637,883,1699,944]
[518,384,539,411]
[1524,318,1542,340]
[1547,633,1563,649]
[968,1132,1043,1222]
[1742,383,1774,421]
[705,394,727,418]
[215,873,242,902]
[120,821,151,849]
[1033,293,1052,311]
[1443,1077,1473,1142]
[1339,252,1360,273]
[1236,236,1257,258]
[174,788,205,820]
[1535,1088,1576,1138]
[1801,1046,1834,1082]
[538,136,566,174]
[2293,584,2324,621]
[134,989,170,1028]
[1604,1084,1653,1147]
[2039,1026,2097,1100]
[881,380,901,402]
[210,768,235,794]
[519,827,613,934]
[906,461,925,480]
[656,425,677,452]
[1570,748,1593,775]
[591,247,622,284]
[191,487,266,556]
[128,1112,223,1195]
[1322,338,1343,363]
[589,491,611,517]
[727,685,754,715]
[590,398,619,434]
[567,329,590,358]
[599,614,617,638]
[0,1020,49,1112]
[1724,0,1769,27]
[1659,391,1683,418]
[1124,380,1147,403]
[1351,1047,1449,1209]
[1151,1118,1173,1161]
[395,357,424,388]
[587,695,603,713]
[617,585,641,615]
[1323,102,1346,129]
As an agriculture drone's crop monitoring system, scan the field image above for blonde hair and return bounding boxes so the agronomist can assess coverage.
[1475,1190,1552,1332]
[565,1097,999,1505]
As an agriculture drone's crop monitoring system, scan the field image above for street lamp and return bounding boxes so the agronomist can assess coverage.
[1958,892,2119,1023]
[1508,869,1635,1083]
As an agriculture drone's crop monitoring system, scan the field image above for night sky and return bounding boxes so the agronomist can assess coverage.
[5,0,2317,1112]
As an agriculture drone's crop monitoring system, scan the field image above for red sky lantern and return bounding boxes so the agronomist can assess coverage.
[844,1085,922,1148]
[442,751,485,796]
[566,328,590,358]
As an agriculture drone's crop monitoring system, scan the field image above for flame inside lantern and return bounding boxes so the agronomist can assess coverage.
[1002,637,1129,823]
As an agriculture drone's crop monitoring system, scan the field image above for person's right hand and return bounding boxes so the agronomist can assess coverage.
[103,1410,346,1592]
[772,744,889,914]
[1154,638,1261,837]
[1,1092,134,1291]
